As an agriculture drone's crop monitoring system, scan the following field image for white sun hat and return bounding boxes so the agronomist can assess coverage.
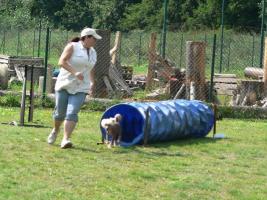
[81,28,102,39]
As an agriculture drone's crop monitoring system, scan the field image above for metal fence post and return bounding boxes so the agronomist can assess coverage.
[42,27,50,101]
[32,29,36,57]
[17,29,20,56]
[260,0,265,68]
[209,34,217,102]
[37,20,42,57]
[227,39,231,71]
[48,29,52,59]
[219,0,225,73]
[179,33,184,68]
[252,34,255,67]
[138,32,142,66]
[161,0,168,58]
[1,30,6,54]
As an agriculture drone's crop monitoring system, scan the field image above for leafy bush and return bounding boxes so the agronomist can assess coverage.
[0,94,21,107]
[34,96,55,108]
[82,99,122,111]
[218,105,267,119]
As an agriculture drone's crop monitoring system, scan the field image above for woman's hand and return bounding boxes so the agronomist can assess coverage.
[75,72,84,81]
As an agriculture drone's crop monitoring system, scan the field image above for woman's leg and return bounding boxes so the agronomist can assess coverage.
[48,90,68,144]
[62,92,86,144]
[63,120,76,140]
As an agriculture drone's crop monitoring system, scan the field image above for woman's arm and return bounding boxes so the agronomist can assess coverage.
[89,67,95,94]
[58,43,83,80]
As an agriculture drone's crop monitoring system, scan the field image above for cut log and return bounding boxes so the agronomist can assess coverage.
[185,41,206,100]
[244,67,264,79]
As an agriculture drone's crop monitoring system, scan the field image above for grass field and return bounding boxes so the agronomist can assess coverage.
[0,107,266,200]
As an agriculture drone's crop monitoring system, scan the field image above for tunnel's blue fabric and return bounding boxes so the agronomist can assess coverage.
[100,100,214,147]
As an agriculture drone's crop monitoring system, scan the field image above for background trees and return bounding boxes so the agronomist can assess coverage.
[0,0,263,31]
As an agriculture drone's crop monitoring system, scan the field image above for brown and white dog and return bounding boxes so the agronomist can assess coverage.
[101,114,122,148]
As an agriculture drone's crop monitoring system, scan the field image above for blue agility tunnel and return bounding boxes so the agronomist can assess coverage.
[100,99,214,147]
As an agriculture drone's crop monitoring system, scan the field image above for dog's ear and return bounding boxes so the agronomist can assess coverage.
[114,114,122,122]
[101,119,109,129]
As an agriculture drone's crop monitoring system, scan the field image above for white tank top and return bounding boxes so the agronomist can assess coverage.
[55,41,97,94]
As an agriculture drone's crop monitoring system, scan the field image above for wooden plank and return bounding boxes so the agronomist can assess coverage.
[215,88,235,95]
[214,73,236,78]
[103,76,114,97]
[214,77,237,83]
[109,64,133,95]
[214,83,237,90]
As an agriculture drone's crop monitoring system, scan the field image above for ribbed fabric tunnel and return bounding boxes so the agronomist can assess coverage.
[100,99,214,147]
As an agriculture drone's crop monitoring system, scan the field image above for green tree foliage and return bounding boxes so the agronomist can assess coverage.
[118,0,163,31]
[56,0,94,31]
[94,0,141,31]
[0,0,33,29]
[0,0,263,31]
[29,0,94,30]
[225,0,261,31]
[29,0,65,27]
[184,0,221,30]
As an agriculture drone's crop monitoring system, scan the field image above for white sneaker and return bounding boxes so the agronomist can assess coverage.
[47,129,57,144]
[60,139,73,149]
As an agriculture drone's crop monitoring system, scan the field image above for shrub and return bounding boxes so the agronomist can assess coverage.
[0,94,21,107]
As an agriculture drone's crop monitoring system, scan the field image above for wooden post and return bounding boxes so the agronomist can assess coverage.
[146,32,157,90]
[28,65,34,122]
[143,107,150,146]
[92,30,111,98]
[20,65,27,126]
[185,41,206,100]
[190,81,195,100]
[264,37,267,95]
[110,31,121,65]
[0,64,9,89]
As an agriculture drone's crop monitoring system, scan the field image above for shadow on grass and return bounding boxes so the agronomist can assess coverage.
[72,146,103,153]
[112,136,231,157]
[146,136,231,148]
[1,122,50,128]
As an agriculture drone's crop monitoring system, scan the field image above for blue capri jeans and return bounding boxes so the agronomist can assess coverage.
[53,90,86,122]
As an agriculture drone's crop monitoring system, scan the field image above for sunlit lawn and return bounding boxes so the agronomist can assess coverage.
[0,107,266,200]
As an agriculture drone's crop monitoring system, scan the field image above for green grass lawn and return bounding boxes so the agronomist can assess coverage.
[0,107,266,200]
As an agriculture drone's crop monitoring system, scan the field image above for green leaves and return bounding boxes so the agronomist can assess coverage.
[0,0,263,31]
